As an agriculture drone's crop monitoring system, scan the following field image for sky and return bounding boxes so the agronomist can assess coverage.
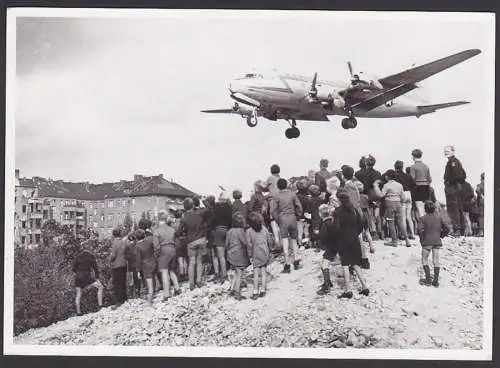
[12,10,495,202]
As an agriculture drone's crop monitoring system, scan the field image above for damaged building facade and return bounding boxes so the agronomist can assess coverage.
[14,170,197,247]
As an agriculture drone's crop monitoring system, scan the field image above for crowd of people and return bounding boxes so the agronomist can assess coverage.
[72,145,485,315]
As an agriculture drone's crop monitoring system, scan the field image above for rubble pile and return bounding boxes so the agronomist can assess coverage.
[15,237,484,349]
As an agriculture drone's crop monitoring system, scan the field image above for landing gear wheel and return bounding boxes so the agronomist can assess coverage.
[341,118,349,129]
[246,114,258,127]
[349,117,357,128]
[285,127,300,139]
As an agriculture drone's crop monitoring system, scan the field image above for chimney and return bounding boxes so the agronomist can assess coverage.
[134,174,143,182]
[15,169,20,179]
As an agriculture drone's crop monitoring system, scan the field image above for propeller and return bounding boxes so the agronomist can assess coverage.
[347,61,354,79]
[308,72,318,98]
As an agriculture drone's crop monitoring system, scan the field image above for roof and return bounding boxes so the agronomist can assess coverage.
[20,175,197,201]
[18,178,35,188]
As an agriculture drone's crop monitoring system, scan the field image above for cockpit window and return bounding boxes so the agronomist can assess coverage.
[245,73,256,78]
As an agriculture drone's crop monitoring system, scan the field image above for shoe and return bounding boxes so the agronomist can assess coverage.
[234,294,247,301]
[408,235,416,240]
[189,284,196,291]
[361,258,370,270]
[293,260,301,270]
[76,311,83,316]
[338,291,353,299]
[317,286,330,295]
[196,282,204,288]
[419,265,432,286]
[259,291,266,298]
[359,288,370,296]
[432,267,440,287]
[162,297,169,302]
[251,294,259,300]
[174,289,182,296]
[282,264,291,273]
[405,241,412,248]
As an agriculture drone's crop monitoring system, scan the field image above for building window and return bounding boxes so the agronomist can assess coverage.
[101,202,104,209]
[89,203,93,209]
[89,215,93,222]
[22,205,26,214]
[22,221,26,229]
[35,234,41,243]
[122,200,127,207]
[21,236,26,244]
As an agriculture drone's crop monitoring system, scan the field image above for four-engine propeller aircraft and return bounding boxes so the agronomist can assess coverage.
[202,49,481,139]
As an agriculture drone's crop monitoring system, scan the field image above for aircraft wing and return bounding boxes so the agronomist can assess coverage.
[350,49,481,112]
[379,49,481,88]
[201,109,236,114]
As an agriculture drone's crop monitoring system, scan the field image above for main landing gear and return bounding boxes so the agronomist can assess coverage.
[341,108,358,129]
[285,118,300,139]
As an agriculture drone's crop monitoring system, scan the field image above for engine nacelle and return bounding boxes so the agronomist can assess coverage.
[358,73,384,90]
[233,102,254,116]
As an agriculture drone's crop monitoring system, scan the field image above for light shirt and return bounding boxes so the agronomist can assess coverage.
[382,180,404,202]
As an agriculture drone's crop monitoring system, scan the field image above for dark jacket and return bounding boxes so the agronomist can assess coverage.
[444,156,467,186]
[310,192,332,228]
[319,216,337,252]
[419,213,450,246]
[248,192,266,214]
[361,167,382,195]
[176,208,212,244]
[73,251,100,278]
[232,199,248,220]
[394,170,415,192]
[125,241,140,270]
[296,188,311,218]
[212,202,233,229]
[332,205,363,253]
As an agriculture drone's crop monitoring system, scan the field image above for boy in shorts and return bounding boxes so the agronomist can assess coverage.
[419,201,451,287]
[270,178,303,273]
[73,240,103,316]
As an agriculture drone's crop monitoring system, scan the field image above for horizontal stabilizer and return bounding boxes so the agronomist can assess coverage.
[417,101,470,115]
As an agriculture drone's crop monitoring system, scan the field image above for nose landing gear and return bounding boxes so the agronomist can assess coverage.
[246,107,258,127]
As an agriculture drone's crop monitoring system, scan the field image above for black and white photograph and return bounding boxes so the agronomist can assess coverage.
[4,9,495,359]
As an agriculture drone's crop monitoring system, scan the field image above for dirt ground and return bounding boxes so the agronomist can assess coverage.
[14,236,484,349]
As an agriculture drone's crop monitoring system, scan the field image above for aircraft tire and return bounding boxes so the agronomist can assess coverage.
[285,127,300,139]
[246,115,258,127]
[341,118,350,129]
[349,117,358,128]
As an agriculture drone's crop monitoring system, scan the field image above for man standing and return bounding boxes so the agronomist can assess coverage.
[409,149,432,220]
[73,239,103,316]
[444,146,467,237]
[110,228,128,310]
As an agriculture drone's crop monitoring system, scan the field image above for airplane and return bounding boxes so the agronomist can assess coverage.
[201,49,481,139]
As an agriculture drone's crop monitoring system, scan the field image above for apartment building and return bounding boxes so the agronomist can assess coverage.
[14,170,197,246]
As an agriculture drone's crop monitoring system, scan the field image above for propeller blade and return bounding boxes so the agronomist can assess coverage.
[311,72,318,92]
[347,61,353,78]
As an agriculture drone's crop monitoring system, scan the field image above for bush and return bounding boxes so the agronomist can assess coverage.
[13,238,115,335]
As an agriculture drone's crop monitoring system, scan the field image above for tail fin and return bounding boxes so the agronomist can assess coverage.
[417,101,470,116]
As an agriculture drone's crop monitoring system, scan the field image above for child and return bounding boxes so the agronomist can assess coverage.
[246,212,272,300]
[333,190,369,299]
[295,179,311,248]
[270,178,303,273]
[225,213,250,300]
[309,184,331,249]
[419,201,451,287]
[317,204,338,295]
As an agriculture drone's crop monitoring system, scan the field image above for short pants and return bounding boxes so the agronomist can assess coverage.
[278,214,298,240]
[187,237,207,258]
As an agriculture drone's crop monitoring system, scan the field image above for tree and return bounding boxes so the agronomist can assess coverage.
[123,212,133,236]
